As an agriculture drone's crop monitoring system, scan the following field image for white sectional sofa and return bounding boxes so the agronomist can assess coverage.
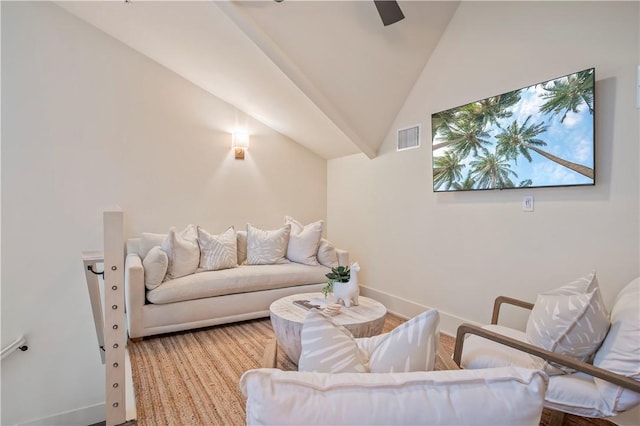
[125,220,347,339]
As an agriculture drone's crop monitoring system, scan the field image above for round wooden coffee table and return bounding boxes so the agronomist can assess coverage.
[269,292,387,364]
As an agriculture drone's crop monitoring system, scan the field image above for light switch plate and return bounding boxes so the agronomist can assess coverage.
[523,195,534,212]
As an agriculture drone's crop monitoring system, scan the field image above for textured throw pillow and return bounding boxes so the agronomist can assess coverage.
[284,216,324,266]
[246,224,291,265]
[142,246,168,290]
[593,278,640,413]
[161,225,200,280]
[525,271,610,373]
[197,226,237,271]
[317,238,339,268]
[298,309,369,373]
[356,309,440,373]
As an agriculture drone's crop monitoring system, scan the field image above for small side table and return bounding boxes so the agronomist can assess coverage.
[269,292,387,364]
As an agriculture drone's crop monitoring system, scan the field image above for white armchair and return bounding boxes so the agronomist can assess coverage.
[453,275,640,425]
[242,309,548,425]
[240,366,547,425]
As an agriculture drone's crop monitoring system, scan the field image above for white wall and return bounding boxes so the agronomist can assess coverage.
[328,2,639,332]
[1,2,326,424]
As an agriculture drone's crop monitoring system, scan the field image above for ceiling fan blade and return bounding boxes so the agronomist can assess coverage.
[374,1,405,26]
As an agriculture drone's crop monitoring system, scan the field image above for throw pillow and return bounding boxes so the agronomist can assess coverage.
[525,271,610,373]
[284,216,324,266]
[298,309,369,373]
[236,230,247,265]
[356,309,440,373]
[161,224,200,280]
[139,232,167,260]
[197,226,237,271]
[142,246,168,290]
[317,238,339,268]
[246,224,291,265]
[593,277,640,413]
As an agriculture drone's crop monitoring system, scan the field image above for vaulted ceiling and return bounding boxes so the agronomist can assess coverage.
[56,1,459,159]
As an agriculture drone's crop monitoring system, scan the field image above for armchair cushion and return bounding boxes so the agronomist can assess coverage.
[525,271,609,372]
[240,367,548,425]
[461,324,546,371]
[545,373,614,417]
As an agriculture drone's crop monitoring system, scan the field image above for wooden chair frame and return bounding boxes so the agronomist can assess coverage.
[452,296,640,425]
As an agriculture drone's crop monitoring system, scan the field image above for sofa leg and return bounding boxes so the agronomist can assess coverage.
[129,337,143,343]
[547,409,565,426]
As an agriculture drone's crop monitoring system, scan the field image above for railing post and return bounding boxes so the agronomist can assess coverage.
[82,251,106,364]
[103,209,126,426]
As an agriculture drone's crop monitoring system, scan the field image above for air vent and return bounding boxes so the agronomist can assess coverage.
[397,125,420,151]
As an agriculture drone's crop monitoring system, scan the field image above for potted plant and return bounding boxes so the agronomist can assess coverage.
[322,265,350,298]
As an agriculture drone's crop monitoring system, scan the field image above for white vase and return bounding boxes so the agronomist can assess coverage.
[332,281,359,308]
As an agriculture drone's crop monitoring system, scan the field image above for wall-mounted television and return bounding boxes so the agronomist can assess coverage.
[431,68,595,192]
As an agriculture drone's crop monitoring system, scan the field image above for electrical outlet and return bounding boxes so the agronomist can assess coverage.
[522,195,534,212]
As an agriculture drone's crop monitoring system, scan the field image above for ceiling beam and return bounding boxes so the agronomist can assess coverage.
[216,1,377,159]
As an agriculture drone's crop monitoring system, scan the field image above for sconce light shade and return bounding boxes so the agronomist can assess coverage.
[232,130,250,159]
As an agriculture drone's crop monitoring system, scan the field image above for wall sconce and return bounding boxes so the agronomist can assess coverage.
[232,130,250,160]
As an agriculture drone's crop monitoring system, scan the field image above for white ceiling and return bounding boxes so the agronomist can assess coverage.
[56,1,459,159]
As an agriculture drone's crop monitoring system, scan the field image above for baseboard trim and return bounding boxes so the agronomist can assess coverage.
[19,403,105,426]
[360,285,478,337]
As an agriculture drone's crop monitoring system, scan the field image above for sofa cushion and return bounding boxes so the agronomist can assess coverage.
[197,226,237,272]
[285,216,323,266]
[240,367,547,426]
[143,246,168,290]
[317,238,339,268]
[525,271,609,372]
[593,277,640,413]
[146,263,330,305]
[298,310,368,373]
[246,224,291,265]
[357,309,440,373]
[161,225,200,280]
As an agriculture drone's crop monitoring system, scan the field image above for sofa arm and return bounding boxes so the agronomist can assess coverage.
[336,248,349,267]
[125,253,145,339]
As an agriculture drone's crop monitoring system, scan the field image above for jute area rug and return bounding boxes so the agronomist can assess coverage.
[128,315,615,426]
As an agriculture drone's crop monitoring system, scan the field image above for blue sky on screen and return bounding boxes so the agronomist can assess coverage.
[433,72,594,188]
[502,82,594,186]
